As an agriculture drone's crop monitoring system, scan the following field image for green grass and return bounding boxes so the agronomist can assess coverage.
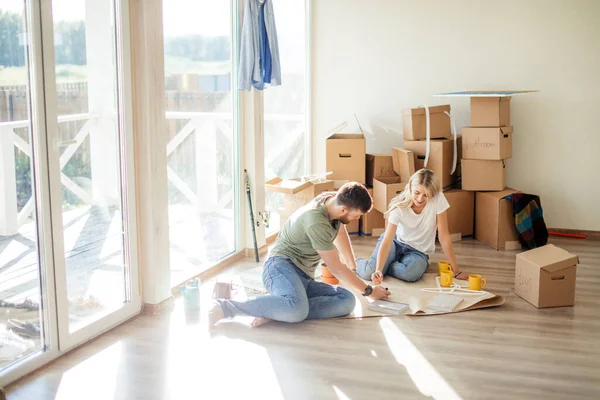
[0,57,230,87]
[164,56,231,77]
[0,64,88,86]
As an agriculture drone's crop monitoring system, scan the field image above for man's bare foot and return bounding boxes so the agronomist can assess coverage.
[250,317,271,328]
[208,302,225,327]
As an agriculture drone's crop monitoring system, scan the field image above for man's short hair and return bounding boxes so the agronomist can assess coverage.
[335,182,372,213]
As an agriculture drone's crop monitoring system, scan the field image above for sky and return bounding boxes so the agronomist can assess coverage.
[1,0,304,38]
[1,0,231,36]
[1,0,306,72]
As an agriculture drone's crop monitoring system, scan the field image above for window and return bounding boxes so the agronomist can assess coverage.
[264,0,309,235]
[162,0,238,285]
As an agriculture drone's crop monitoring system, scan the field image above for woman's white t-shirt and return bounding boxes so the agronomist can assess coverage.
[387,192,450,255]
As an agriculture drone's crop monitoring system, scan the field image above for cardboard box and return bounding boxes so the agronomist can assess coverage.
[326,133,366,183]
[373,177,407,214]
[461,159,506,191]
[403,105,451,140]
[360,209,385,237]
[404,137,462,189]
[346,219,359,236]
[265,177,312,194]
[391,147,416,182]
[443,189,474,238]
[515,244,578,308]
[295,180,335,201]
[475,189,520,250]
[470,97,511,127]
[366,154,397,186]
[267,177,335,220]
[360,188,386,236]
[283,180,335,211]
[371,228,385,237]
[333,180,349,190]
[462,126,513,160]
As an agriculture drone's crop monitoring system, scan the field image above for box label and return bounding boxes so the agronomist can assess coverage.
[516,272,532,295]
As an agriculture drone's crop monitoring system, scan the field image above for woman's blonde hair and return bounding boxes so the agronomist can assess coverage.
[384,169,441,217]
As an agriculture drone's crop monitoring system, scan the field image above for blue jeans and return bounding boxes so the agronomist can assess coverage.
[356,235,429,282]
[218,256,356,323]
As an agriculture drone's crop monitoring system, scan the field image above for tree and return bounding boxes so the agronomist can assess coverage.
[0,10,25,67]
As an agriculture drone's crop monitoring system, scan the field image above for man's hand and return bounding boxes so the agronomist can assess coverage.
[371,271,383,285]
[369,286,391,300]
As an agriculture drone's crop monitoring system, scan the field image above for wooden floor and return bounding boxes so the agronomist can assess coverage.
[6,237,600,400]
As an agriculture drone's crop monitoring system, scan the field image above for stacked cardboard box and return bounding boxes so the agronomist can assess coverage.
[461,97,512,191]
[402,105,462,191]
[458,96,520,250]
[399,105,470,240]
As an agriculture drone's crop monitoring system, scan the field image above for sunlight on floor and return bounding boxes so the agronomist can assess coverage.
[0,239,28,268]
[165,332,285,399]
[162,301,285,400]
[332,385,353,400]
[55,341,122,400]
[379,318,463,400]
[62,211,88,254]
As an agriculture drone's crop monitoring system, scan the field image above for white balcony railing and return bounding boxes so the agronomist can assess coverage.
[1,111,304,236]
[1,114,98,236]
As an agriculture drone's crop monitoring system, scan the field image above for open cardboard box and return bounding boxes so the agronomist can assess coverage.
[266,174,335,218]
[373,177,407,214]
[391,147,416,182]
[366,154,397,186]
[265,177,313,194]
[326,132,366,183]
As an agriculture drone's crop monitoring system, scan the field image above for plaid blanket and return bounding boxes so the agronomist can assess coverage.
[507,193,548,250]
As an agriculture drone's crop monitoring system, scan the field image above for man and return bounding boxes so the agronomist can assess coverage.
[209,182,391,327]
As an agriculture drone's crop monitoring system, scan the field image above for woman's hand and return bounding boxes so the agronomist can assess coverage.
[371,271,384,285]
[455,272,469,280]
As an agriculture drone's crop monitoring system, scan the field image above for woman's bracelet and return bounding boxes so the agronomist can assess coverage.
[454,271,462,278]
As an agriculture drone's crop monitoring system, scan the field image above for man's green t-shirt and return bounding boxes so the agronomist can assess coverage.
[270,193,340,278]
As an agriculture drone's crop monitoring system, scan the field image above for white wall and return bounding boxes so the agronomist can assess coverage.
[311,0,600,230]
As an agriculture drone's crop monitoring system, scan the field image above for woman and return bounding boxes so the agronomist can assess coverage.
[357,169,467,284]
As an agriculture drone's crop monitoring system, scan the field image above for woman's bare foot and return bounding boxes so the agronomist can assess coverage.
[250,317,271,328]
[208,303,225,327]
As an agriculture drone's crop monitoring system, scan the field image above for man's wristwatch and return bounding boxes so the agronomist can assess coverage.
[362,285,373,297]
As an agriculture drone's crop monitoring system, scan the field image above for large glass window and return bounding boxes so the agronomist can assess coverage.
[264,0,308,235]
[50,0,132,334]
[0,0,46,369]
[163,0,238,285]
[0,0,139,376]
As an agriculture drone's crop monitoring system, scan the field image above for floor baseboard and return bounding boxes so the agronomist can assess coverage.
[244,243,269,258]
[142,296,175,316]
